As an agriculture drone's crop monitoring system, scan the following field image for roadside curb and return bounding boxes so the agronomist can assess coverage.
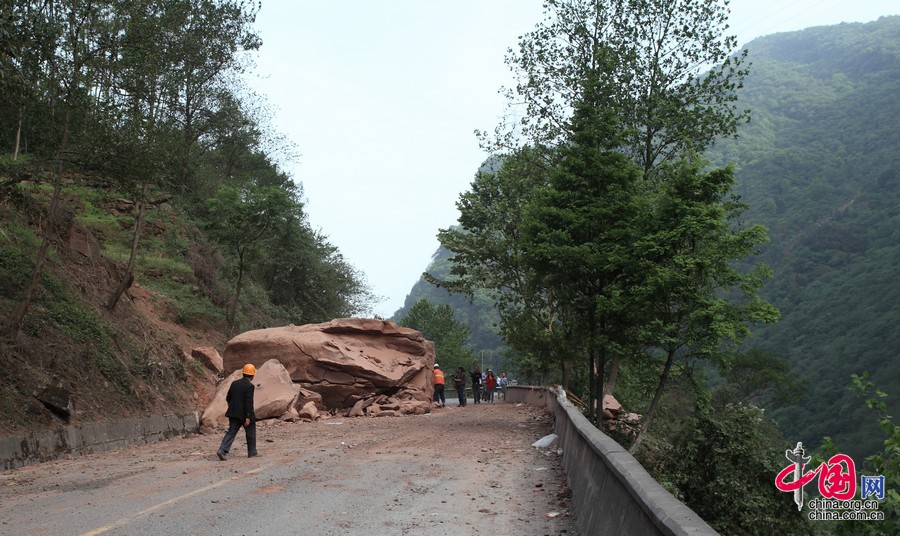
[0,412,200,470]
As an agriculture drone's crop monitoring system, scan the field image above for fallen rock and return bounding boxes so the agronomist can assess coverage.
[297,401,318,421]
[35,386,74,420]
[68,223,102,262]
[192,346,224,374]
[294,386,324,411]
[222,318,434,409]
[602,394,623,415]
[200,359,299,428]
[348,398,367,418]
[279,407,300,422]
[397,400,430,415]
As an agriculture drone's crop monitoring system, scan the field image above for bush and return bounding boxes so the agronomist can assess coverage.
[663,403,811,535]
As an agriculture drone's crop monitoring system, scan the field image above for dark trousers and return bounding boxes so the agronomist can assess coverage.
[218,417,257,456]
[433,384,445,405]
[472,385,481,404]
[456,385,466,406]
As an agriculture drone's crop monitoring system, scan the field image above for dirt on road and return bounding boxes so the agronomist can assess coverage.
[0,400,578,536]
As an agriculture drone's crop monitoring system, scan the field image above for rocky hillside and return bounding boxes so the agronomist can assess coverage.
[0,180,234,432]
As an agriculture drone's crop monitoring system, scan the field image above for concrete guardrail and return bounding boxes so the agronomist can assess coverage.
[506,385,719,536]
[0,412,200,470]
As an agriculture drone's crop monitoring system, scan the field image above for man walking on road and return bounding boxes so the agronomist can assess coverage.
[433,363,446,407]
[217,363,259,460]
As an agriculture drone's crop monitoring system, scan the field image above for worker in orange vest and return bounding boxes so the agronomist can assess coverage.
[433,363,446,407]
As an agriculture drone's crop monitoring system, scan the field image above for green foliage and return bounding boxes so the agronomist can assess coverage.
[714,348,807,407]
[523,73,645,412]
[45,300,108,346]
[399,299,474,373]
[656,403,810,535]
[713,16,900,460]
[431,1,772,438]
[847,373,900,534]
[429,149,565,382]
[491,0,748,179]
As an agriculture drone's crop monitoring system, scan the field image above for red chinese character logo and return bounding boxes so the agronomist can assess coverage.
[775,443,857,508]
[818,454,856,500]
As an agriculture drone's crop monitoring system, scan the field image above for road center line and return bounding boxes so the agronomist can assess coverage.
[80,466,266,536]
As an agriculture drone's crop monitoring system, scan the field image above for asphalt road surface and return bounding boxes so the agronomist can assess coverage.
[0,400,577,535]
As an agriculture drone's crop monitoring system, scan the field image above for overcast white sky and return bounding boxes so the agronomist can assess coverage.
[247,1,899,319]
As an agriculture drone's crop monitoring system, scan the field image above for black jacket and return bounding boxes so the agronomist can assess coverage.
[225,376,255,421]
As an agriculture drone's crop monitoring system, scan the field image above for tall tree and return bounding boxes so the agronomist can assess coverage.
[489,0,748,179]
[7,0,109,338]
[205,183,299,334]
[524,69,644,419]
[152,0,260,193]
[429,149,585,388]
[627,159,778,452]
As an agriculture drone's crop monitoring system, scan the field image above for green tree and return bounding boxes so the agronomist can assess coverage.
[7,0,110,338]
[628,159,778,452]
[524,69,644,419]
[491,0,748,179]
[141,0,260,193]
[400,299,474,373]
[845,373,899,535]
[205,183,300,334]
[661,402,811,535]
[429,150,582,387]
[714,348,806,408]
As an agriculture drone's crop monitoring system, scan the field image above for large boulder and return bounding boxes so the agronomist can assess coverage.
[222,318,434,409]
[192,346,223,374]
[200,359,300,430]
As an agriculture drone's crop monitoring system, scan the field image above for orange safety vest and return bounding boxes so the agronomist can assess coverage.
[433,369,445,385]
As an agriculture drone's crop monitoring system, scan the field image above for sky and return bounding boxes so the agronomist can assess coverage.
[246,0,899,319]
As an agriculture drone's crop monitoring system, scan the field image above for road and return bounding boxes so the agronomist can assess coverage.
[0,400,577,536]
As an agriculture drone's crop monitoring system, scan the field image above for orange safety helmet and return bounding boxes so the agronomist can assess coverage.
[242,363,256,376]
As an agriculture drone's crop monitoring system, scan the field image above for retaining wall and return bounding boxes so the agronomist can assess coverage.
[506,386,719,536]
[0,412,200,470]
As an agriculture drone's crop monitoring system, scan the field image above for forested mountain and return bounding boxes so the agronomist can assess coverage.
[718,16,900,459]
[397,16,899,459]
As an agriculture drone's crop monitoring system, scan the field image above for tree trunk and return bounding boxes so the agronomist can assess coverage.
[560,358,572,391]
[13,106,23,160]
[589,306,604,422]
[605,354,623,396]
[107,184,147,311]
[227,247,245,335]
[7,104,72,339]
[629,349,676,454]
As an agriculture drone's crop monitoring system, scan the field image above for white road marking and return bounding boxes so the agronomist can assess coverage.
[80,466,266,536]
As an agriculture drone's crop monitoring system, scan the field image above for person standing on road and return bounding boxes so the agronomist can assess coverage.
[485,370,496,403]
[470,366,482,405]
[498,372,509,401]
[217,363,259,460]
[454,366,467,407]
[433,363,446,407]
